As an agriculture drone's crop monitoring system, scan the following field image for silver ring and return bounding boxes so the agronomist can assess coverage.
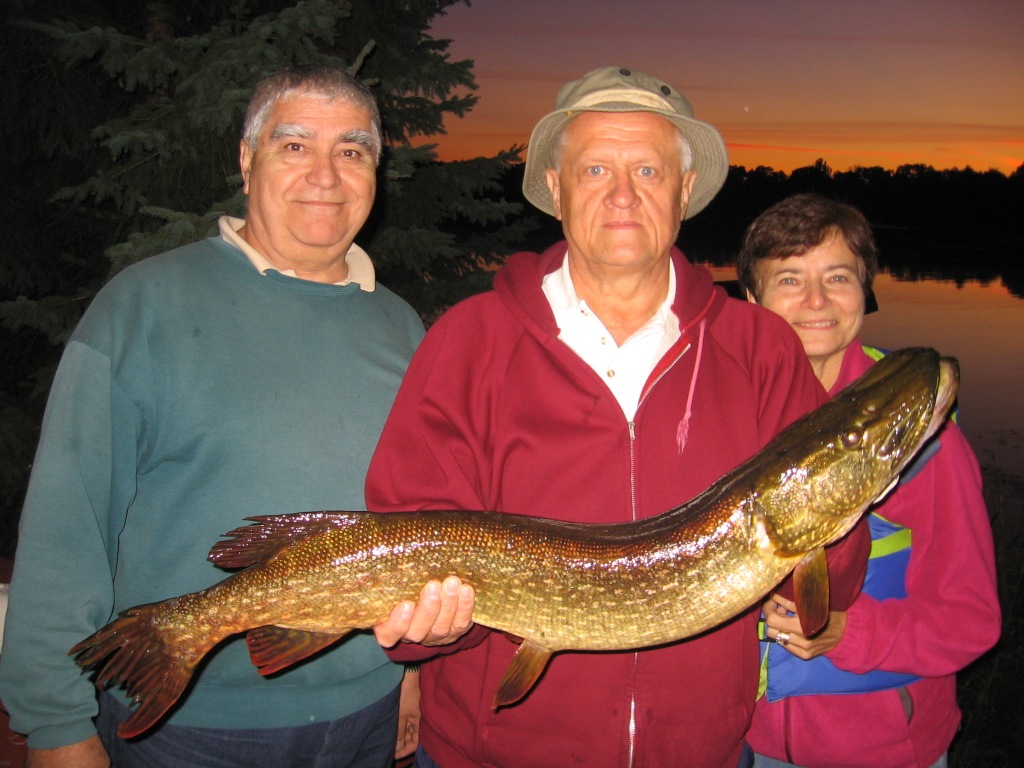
[775,631,790,647]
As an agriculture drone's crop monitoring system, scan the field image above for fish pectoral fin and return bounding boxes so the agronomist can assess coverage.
[793,547,830,637]
[491,639,554,711]
[246,626,347,676]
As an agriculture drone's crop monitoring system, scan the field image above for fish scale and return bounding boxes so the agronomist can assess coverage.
[71,347,958,739]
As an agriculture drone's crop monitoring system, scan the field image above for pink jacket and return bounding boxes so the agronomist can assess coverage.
[745,343,1000,768]
[366,244,869,768]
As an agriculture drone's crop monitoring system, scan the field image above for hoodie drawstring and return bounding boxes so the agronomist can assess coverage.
[676,318,706,454]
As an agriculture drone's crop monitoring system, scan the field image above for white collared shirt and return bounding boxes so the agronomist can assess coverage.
[542,253,681,420]
[219,216,376,291]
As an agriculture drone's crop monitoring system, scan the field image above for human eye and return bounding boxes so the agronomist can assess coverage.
[638,166,656,177]
[776,275,807,293]
[584,165,605,176]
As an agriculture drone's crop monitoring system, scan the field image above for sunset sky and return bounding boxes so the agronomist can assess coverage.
[425,0,1024,174]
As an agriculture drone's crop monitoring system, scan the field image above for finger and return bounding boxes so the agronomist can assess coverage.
[763,610,799,633]
[451,583,475,633]
[404,580,444,643]
[373,600,416,648]
[769,623,807,644]
[395,721,419,759]
[771,593,798,613]
[423,576,463,641]
[761,596,779,613]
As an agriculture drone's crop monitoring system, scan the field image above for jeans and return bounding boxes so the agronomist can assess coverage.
[97,686,400,767]
[413,746,440,768]
[752,752,947,768]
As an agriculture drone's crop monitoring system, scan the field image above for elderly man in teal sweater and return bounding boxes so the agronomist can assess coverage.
[0,65,426,768]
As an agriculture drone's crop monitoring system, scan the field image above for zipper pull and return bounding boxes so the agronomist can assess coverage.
[628,421,636,440]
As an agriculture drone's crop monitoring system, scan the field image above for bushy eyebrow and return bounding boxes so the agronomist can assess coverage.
[270,123,313,141]
[338,129,377,153]
[269,124,376,153]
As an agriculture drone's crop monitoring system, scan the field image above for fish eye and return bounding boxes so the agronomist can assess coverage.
[842,430,862,448]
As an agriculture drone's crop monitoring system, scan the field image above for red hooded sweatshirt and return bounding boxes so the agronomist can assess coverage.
[366,244,869,768]
[745,343,1000,768]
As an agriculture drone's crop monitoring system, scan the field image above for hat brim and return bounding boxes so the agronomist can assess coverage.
[522,103,729,220]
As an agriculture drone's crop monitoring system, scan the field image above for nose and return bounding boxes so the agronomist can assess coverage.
[803,281,829,309]
[306,151,342,189]
[604,173,640,209]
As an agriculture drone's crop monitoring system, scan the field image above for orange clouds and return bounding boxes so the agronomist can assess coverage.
[424,0,1024,174]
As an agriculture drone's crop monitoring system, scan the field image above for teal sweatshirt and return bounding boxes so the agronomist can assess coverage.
[0,235,424,749]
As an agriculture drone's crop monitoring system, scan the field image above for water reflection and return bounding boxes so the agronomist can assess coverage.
[705,265,1024,479]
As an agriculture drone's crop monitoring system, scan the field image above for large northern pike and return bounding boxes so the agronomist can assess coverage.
[72,348,958,738]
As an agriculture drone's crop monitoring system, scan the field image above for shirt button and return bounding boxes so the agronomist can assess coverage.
[607,369,615,378]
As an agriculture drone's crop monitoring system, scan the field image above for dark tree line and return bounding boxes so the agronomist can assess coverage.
[511,156,1024,293]
[685,159,1024,295]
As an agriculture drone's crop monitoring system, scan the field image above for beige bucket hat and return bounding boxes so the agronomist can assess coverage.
[522,66,729,219]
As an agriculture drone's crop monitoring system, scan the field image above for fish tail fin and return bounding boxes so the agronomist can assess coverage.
[491,640,554,710]
[70,600,208,738]
[246,626,347,676]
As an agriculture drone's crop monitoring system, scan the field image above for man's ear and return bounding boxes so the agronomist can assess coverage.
[239,140,253,194]
[745,288,758,304]
[678,169,698,221]
[544,168,562,220]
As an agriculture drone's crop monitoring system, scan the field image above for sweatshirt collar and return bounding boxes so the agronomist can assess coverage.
[219,216,376,291]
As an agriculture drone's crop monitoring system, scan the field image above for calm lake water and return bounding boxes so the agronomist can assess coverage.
[704,266,1024,482]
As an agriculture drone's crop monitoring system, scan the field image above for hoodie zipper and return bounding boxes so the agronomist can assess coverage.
[554,290,712,765]
[624,341,692,767]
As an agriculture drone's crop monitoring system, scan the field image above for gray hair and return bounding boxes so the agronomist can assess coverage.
[550,117,694,175]
[242,65,383,165]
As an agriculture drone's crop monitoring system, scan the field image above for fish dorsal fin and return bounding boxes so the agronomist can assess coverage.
[492,639,554,710]
[246,625,347,676]
[208,512,362,569]
[793,547,830,636]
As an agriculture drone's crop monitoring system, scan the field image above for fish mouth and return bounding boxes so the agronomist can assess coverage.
[884,355,958,462]
[869,353,957,470]
[926,358,959,439]
[756,348,959,556]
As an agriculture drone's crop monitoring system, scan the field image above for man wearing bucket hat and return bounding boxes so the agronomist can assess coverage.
[368,67,869,767]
